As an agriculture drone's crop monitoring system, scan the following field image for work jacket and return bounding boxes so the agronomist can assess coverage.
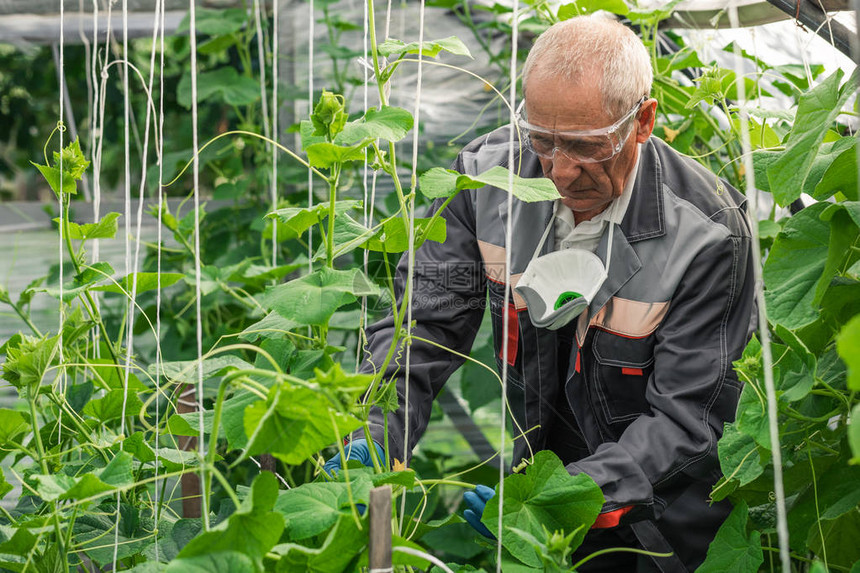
[360,129,757,572]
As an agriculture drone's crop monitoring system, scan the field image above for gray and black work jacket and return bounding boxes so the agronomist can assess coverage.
[360,128,756,572]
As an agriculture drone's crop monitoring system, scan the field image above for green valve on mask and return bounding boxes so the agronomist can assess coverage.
[554,291,583,310]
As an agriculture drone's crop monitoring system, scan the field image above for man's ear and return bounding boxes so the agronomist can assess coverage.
[635,99,658,143]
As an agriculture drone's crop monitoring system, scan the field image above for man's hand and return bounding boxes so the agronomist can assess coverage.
[463,484,496,539]
[323,438,384,477]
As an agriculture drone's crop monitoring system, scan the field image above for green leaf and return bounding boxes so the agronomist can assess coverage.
[32,162,75,195]
[0,409,29,445]
[363,216,447,253]
[807,509,860,568]
[177,67,261,109]
[239,312,302,342]
[735,382,770,449]
[52,137,89,179]
[419,166,559,202]
[557,0,628,19]
[480,451,603,567]
[0,468,13,501]
[697,500,763,572]
[92,272,184,295]
[788,462,860,550]
[61,212,122,240]
[167,552,256,573]
[713,423,763,502]
[814,203,860,307]
[32,451,134,502]
[305,142,368,169]
[812,137,858,201]
[177,472,284,570]
[339,106,414,144]
[176,7,248,36]
[243,384,363,465]
[377,36,472,59]
[259,268,379,327]
[83,389,144,422]
[274,513,366,572]
[153,355,255,385]
[767,70,856,206]
[837,314,860,391]
[763,202,830,329]
[0,333,61,389]
[43,261,114,302]
[275,479,372,541]
[267,200,361,240]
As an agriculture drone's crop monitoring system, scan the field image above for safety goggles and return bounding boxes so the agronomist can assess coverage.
[517,97,645,164]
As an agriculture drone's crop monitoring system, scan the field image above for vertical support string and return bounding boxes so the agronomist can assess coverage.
[57,0,66,446]
[308,0,315,274]
[401,0,426,531]
[188,0,209,529]
[112,0,132,563]
[728,5,790,572]
[498,2,518,570]
[272,0,279,269]
[153,0,167,557]
[359,0,371,370]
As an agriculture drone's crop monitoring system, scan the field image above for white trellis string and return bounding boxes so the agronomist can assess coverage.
[498,2,518,569]
[188,0,209,528]
[728,5,790,572]
[254,0,272,144]
[308,0,314,275]
[57,0,66,446]
[401,0,426,532]
[154,0,167,557]
[112,0,133,562]
[272,0,279,269]
[359,0,371,372]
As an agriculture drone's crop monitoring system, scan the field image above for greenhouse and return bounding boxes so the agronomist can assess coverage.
[0,0,859,570]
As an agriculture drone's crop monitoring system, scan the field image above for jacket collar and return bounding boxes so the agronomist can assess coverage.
[620,137,665,243]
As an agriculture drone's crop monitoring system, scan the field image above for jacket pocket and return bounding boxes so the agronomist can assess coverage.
[590,329,655,425]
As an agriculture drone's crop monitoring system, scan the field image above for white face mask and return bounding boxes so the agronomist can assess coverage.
[514,205,614,331]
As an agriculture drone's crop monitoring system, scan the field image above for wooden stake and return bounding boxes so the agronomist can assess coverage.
[368,485,392,573]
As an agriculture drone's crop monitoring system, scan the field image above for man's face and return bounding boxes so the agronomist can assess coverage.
[524,75,657,223]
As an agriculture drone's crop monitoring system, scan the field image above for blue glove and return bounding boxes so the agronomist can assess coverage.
[323,438,385,477]
[463,484,496,539]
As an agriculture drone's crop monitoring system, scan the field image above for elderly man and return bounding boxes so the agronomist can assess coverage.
[328,14,756,572]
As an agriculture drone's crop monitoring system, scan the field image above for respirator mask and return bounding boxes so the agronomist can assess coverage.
[514,205,614,331]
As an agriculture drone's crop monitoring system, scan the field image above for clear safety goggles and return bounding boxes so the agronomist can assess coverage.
[517,97,645,164]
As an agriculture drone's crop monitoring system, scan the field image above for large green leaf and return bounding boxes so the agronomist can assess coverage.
[153,355,255,385]
[815,203,860,305]
[0,409,29,445]
[267,200,361,241]
[43,261,114,302]
[176,7,247,35]
[83,389,144,422]
[239,312,302,342]
[696,500,763,572]
[480,451,603,567]
[93,272,184,295]
[259,268,379,326]
[766,70,856,206]
[377,36,472,59]
[807,509,860,569]
[177,67,260,109]
[557,0,628,18]
[363,216,447,253]
[274,478,373,541]
[836,303,860,393]
[339,106,413,144]
[32,451,134,502]
[712,422,764,502]
[788,461,860,552]
[63,212,122,240]
[813,137,858,201]
[176,472,284,571]
[275,513,367,573]
[763,202,830,329]
[166,552,255,573]
[419,166,559,203]
[305,142,367,169]
[0,333,61,389]
[242,384,362,465]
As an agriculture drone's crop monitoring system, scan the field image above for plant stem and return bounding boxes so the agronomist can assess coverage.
[326,164,340,268]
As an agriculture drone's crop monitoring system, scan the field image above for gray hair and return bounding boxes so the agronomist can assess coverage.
[522,14,653,118]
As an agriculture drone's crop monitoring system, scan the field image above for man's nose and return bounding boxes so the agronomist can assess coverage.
[549,149,584,184]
